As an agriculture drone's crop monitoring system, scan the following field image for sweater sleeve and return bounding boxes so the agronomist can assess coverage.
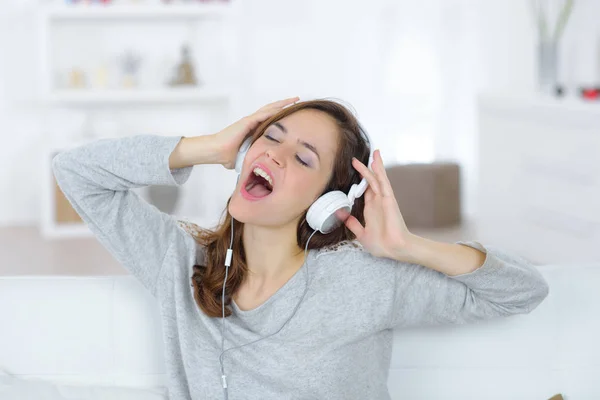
[52,134,193,297]
[385,240,550,329]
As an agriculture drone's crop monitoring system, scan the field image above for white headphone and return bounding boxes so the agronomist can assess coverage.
[235,122,374,233]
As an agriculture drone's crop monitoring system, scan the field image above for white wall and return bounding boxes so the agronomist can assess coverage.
[1,0,598,226]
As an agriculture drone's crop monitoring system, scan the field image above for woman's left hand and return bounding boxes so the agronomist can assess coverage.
[335,150,415,261]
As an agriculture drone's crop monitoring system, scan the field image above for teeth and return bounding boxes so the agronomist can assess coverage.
[253,167,274,189]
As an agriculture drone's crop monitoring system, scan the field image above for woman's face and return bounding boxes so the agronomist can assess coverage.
[229,109,340,228]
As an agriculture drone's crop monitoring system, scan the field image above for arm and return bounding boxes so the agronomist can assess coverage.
[385,240,550,329]
[402,234,487,276]
[52,134,220,297]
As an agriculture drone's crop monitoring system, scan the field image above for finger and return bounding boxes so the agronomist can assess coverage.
[371,150,394,197]
[253,98,299,126]
[335,208,350,222]
[364,183,377,203]
[352,157,382,195]
[250,109,281,126]
[261,97,299,111]
[253,98,298,122]
[342,214,365,240]
[281,96,300,109]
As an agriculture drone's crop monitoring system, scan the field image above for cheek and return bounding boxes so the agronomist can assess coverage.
[282,174,321,199]
[245,147,260,165]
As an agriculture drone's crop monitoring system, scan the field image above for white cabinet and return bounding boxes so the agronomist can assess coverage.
[37,2,241,238]
[476,93,600,265]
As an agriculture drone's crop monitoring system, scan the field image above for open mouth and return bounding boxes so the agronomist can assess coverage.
[242,171,274,199]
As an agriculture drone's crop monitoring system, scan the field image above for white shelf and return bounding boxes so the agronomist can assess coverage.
[41,3,233,20]
[46,87,231,105]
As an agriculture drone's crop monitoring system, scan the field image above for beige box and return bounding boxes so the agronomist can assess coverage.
[385,162,461,229]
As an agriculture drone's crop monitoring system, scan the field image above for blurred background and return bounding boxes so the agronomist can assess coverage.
[0,0,598,272]
[0,1,599,399]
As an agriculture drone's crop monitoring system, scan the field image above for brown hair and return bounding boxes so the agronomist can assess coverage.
[185,99,371,318]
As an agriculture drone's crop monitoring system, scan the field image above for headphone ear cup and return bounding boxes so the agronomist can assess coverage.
[306,191,352,234]
[235,137,254,174]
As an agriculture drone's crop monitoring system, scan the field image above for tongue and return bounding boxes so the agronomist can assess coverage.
[248,182,272,198]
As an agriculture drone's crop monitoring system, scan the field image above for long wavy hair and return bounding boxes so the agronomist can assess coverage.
[185,99,371,318]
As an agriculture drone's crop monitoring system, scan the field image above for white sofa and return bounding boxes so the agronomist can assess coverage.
[0,264,597,400]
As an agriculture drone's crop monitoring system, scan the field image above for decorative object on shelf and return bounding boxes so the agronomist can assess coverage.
[168,44,200,86]
[554,84,565,97]
[529,0,575,96]
[91,63,110,89]
[67,68,87,88]
[579,87,600,101]
[117,49,142,88]
[147,185,181,215]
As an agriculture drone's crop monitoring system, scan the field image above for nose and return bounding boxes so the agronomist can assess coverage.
[265,147,285,167]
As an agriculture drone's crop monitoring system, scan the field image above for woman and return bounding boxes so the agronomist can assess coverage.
[52,97,549,400]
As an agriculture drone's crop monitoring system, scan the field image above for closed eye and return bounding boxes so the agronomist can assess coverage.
[264,135,310,167]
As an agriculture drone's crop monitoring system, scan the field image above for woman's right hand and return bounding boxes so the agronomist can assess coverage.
[215,97,300,170]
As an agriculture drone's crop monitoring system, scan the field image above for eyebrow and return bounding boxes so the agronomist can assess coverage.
[273,122,321,162]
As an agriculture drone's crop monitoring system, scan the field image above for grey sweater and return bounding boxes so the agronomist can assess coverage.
[52,134,550,400]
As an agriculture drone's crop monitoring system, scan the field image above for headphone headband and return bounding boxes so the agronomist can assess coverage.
[348,122,374,203]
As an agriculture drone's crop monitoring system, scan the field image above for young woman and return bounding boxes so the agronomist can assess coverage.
[52,97,549,400]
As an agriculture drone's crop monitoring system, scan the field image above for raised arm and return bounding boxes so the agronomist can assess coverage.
[382,240,549,329]
[52,134,220,296]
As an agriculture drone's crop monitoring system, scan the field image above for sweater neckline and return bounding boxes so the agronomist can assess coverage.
[231,248,317,316]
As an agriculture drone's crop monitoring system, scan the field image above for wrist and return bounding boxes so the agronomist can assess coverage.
[400,234,486,275]
[186,134,225,166]
[201,134,227,165]
[169,134,224,169]
[398,233,428,265]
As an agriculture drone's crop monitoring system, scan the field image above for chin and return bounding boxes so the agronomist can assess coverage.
[227,194,266,224]
[228,196,295,228]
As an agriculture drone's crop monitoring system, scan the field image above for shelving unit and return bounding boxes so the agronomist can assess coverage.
[37,1,240,238]
[37,1,237,105]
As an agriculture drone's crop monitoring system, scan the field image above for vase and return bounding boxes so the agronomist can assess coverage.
[538,40,558,95]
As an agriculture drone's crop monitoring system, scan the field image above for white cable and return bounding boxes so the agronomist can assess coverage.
[219,201,318,399]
